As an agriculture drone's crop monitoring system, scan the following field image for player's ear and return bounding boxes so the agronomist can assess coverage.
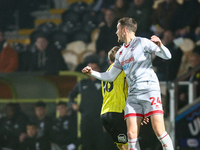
[123,27,127,34]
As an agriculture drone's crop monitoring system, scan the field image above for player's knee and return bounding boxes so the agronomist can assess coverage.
[127,130,136,139]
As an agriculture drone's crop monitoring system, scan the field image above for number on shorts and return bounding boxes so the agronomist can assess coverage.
[150,97,161,105]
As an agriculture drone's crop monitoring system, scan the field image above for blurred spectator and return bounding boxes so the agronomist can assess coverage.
[113,0,129,20]
[96,8,119,71]
[178,52,200,109]
[69,62,108,150]
[0,0,16,30]
[30,102,52,141]
[153,30,183,81]
[126,0,153,37]
[92,0,115,13]
[51,101,78,150]
[28,34,68,74]
[20,122,51,150]
[171,0,199,40]
[0,30,19,73]
[0,103,28,149]
[150,0,179,37]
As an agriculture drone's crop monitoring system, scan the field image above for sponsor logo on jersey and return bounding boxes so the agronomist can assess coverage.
[122,64,130,70]
[117,134,127,143]
[121,57,135,66]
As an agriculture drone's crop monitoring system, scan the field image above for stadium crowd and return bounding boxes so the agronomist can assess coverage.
[0,0,200,149]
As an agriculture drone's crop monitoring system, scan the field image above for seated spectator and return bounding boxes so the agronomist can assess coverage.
[113,0,129,20]
[150,0,179,37]
[0,30,19,73]
[126,0,153,37]
[153,30,183,81]
[171,0,199,40]
[0,103,28,149]
[51,101,78,150]
[96,8,119,71]
[30,101,52,141]
[28,34,68,74]
[178,52,200,109]
[20,122,51,150]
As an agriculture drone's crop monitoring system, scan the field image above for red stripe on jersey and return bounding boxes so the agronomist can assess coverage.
[124,44,130,48]
[159,133,168,140]
[113,65,123,70]
[154,46,159,54]
[124,113,144,119]
[128,141,136,143]
[145,110,164,118]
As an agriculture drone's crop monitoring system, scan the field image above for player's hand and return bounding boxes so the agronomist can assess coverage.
[82,66,92,75]
[141,117,149,125]
[151,35,162,47]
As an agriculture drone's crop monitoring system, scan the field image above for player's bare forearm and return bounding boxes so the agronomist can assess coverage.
[82,66,92,75]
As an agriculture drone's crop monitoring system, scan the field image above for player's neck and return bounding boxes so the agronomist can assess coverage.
[125,33,135,45]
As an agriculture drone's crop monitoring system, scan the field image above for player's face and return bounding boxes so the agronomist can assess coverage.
[116,23,125,43]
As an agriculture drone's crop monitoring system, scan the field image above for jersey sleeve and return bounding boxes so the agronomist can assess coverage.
[113,49,123,70]
[144,38,159,54]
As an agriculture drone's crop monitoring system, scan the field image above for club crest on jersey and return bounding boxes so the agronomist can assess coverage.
[131,47,135,51]
[117,134,127,143]
[119,51,123,55]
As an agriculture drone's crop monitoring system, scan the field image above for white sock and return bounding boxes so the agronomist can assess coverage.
[128,138,140,150]
[157,132,174,150]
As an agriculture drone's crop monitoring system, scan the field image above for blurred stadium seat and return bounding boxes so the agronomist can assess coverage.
[62,50,79,71]
[65,40,87,56]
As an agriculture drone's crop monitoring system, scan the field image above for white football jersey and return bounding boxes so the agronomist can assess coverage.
[114,37,161,93]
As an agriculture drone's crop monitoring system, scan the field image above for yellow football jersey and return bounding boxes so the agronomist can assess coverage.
[101,64,128,115]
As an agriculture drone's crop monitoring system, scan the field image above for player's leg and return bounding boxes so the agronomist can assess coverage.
[142,90,174,150]
[126,117,142,150]
[150,114,174,150]
[101,112,128,149]
[125,94,144,150]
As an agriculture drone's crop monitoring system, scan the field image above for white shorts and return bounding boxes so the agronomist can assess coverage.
[124,90,164,119]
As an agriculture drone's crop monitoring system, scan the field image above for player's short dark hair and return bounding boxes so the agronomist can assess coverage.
[35,101,46,108]
[118,17,137,33]
[108,46,120,62]
[56,101,67,107]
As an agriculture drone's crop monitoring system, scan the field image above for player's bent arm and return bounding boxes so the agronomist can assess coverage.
[155,44,172,60]
[91,66,122,82]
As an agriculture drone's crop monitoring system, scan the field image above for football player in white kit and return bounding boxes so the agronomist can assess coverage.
[82,17,174,150]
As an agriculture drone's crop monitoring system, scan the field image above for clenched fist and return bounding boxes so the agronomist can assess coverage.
[82,66,92,75]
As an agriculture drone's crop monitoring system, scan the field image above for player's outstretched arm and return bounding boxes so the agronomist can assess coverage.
[82,65,122,82]
[151,35,171,60]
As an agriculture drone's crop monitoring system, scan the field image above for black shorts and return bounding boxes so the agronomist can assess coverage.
[101,112,128,144]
